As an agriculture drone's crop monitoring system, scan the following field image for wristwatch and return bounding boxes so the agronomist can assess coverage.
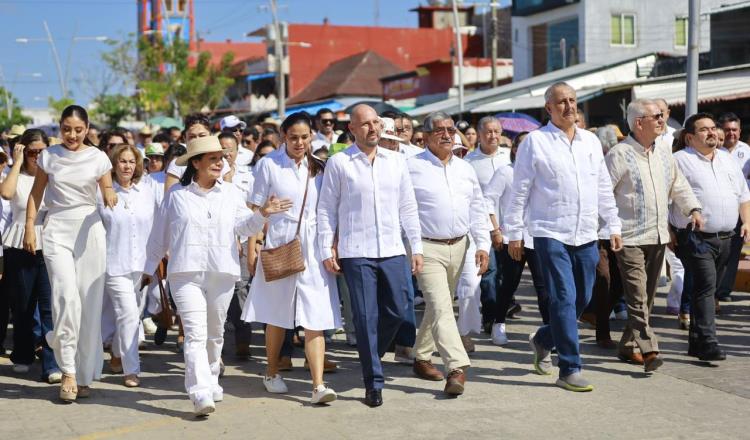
[689,208,702,215]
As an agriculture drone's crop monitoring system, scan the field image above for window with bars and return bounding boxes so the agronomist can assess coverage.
[611,13,636,46]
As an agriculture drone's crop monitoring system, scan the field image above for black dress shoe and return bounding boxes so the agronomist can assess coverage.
[506,303,522,319]
[154,326,168,345]
[365,389,383,407]
[698,345,726,361]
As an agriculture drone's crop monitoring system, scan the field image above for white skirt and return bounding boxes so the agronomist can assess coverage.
[240,221,341,331]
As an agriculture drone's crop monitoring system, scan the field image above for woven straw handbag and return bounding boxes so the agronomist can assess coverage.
[260,170,310,282]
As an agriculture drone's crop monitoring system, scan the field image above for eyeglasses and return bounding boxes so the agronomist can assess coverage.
[25,149,43,157]
[413,137,425,144]
[320,119,335,125]
[638,112,664,121]
[106,142,119,149]
[430,127,457,136]
[395,128,408,134]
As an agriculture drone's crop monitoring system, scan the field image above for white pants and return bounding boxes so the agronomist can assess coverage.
[145,275,165,316]
[666,249,684,310]
[169,271,236,402]
[43,213,106,386]
[105,272,145,375]
[103,284,145,349]
[455,238,482,336]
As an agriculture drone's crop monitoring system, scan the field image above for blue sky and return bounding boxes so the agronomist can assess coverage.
[0,0,453,108]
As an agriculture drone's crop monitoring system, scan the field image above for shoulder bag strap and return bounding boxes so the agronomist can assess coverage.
[294,167,311,237]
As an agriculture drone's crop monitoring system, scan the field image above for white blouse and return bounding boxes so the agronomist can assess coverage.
[98,181,158,276]
[37,145,112,220]
[2,172,46,250]
[144,180,267,278]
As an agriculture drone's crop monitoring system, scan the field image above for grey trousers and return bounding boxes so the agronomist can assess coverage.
[616,244,666,355]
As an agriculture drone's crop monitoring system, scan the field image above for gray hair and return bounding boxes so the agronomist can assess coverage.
[626,98,655,131]
[544,81,575,103]
[423,111,453,132]
[477,116,501,132]
[596,125,619,153]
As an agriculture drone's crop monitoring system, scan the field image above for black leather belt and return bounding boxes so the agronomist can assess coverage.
[423,236,466,245]
[695,230,734,240]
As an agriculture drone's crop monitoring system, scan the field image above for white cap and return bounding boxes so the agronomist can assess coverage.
[220,115,246,131]
[380,117,402,142]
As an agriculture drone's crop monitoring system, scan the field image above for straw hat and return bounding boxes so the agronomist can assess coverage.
[175,136,225,166]
[8,124,26,138]
[139,125,154,135]
[379,117,403,142]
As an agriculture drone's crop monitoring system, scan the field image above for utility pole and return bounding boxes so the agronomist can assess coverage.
[490,1,498,88]
[270,0,285,118]
[43,20,67,98]
[452,0,465,117]
[685,0,700,117]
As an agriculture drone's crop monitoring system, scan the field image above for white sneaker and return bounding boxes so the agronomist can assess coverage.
[491,323,508,346]
[346,333,357,347]
[142,317,157,335]
[212,386,223,402]
[193,396,216,416]
[311,384,337,404]
[263,374,288,394]
[12,364,30,374]
[47,371,63,384]
[394,345,415,364]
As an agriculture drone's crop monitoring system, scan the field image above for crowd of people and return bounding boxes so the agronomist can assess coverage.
[0,81,747,415]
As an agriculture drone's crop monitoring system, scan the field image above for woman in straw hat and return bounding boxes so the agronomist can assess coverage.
[145,135,292,416]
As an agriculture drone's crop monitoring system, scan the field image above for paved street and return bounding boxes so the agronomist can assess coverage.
[2,275,749,440]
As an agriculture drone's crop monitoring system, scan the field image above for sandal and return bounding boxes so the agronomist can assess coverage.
[59,373,77,402]
[124,374,140,388]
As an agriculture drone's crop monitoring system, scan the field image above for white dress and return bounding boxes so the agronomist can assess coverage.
[2,172,45,250]
[241,148,341,331]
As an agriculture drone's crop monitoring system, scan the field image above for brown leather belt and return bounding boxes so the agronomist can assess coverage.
[423,235,466,245]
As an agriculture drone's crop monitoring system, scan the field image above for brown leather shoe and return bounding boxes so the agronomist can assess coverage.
[109,356,123,374]
[617,351,644,365]
[643,352,664,372]
[277,356,293,371]
[413,359,444,381]
[579,312,597,328]
[444,369,465,395]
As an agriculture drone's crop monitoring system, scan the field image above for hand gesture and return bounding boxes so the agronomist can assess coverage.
[260,194,293,217]
[12,144,25,165]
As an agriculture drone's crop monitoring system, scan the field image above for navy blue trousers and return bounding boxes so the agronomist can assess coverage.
[341,255,410,390]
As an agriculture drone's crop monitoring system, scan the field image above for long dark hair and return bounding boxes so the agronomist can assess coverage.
[18,128,49,173]
[179,153,203,187]
[280,112,324,177]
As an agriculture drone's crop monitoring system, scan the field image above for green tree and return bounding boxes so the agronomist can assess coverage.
[0,87,32,129]
[91,94,134,128]
[48,96,76,115]
[101,35,235,117]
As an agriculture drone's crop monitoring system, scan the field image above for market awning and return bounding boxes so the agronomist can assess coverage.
[632,68,750,105]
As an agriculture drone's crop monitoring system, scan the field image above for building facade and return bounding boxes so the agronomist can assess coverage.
[511,0,746,81]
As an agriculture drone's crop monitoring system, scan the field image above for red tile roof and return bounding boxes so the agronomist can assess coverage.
[287,51,403,105]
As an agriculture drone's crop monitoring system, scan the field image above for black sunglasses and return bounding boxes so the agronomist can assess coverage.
[319,119,335,125]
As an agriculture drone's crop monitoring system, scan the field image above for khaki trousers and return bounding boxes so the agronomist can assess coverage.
[617,244,666,354]
[415,237,471,373]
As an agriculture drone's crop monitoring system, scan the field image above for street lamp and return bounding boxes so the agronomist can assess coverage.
[16,21,109,98]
